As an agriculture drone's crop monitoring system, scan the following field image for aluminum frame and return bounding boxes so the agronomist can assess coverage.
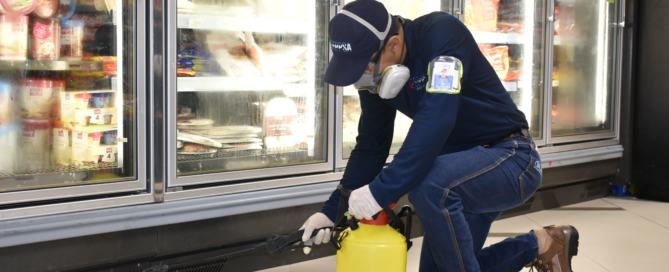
[614,0,626,143]
[166,1,335,188]
[539,144,623,169]
[0,0,149,206]
[542,0,555,146]
[0,194,153,221]
[538,139,619,154]
[546,0,621,145]
[0,181,338,247]
[165,172,343,201]
[150,0,166,202]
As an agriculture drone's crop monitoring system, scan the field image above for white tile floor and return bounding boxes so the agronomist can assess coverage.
[260,197,669,272]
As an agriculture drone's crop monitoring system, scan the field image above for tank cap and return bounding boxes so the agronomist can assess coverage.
[360,203,396,225]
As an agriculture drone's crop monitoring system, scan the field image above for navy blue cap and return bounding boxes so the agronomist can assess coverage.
[325,0,397,86]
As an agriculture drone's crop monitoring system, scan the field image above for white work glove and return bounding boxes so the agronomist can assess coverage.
[300,212,334,252]
[348,185,383,220]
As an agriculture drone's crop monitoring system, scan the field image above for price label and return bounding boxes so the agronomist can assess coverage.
[102,147,116,163]
[90,112,105,125]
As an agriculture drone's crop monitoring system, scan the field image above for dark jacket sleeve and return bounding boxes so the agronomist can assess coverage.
[321,90,396,221]
[368,16,475,207]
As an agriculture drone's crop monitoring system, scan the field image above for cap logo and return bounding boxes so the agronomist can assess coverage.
[331,41,353,53]
[340,10,392,51]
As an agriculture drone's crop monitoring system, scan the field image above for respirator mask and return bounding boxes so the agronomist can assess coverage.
[354,62,410,99]
[341,10,410,99]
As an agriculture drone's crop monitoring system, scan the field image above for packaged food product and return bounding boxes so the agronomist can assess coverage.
[59,90,115,127]
[71,127,118,166]
[0,15,28,60]
[0,80,13,125]
[20,78,64,119]
[480,45,509,80]
[76,107,115,126]
[89,56,117,76]
[32,0,57,18]
[89,92,112,108]
[101,129,116,145]
[464,0,500,32]
[0,0,37,15]
[52,122,71,166]
[264,97,298,150]
[31,18,60,60]
[60,19,84,60]
[0,123,18,173]
[66,70,104,89]
[17,118,51,173]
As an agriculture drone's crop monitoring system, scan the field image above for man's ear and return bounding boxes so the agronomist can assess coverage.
[384,35,402,57]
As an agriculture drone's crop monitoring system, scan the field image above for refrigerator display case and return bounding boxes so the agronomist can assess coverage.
[463,0,547,140]
[0,0,146,205]
[550,0,618,142]
[339,0,442,162]
[168,0,332,186]
[339,0,621,164]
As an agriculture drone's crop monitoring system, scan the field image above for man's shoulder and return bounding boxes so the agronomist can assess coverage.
[414,11,461,29]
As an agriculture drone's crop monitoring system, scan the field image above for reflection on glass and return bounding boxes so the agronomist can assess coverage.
[176,0,328,176]
[340,0,441,160]
[551,0,614,137]
[342,87,411,159]
[0,0,136,193]
[464,0,545,139]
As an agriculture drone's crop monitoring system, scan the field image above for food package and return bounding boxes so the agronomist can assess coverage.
[59,90,115,127]
[264,97,298,151]
[0,0,37,16]
[480,45,509,80]
[31,18,60,60]
[177,131,222,148]
[33,0,58,18]
[73,107,116,127]
[71,126,118,166]
[66,70,105,89]
[497,0,523,33]
[0,79,14,125]
[52,124,71,166]
[88,56,118,76]
[61,20,85,60]
[20,78,64,119]
[464,0,500,32]
[0,123,17,173]
[0,15,28,60]
[17,119,51,173]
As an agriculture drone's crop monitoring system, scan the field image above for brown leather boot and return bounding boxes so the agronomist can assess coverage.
[528,225,579,272]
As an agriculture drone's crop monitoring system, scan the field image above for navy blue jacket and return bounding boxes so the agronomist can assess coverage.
[322,12,529,221]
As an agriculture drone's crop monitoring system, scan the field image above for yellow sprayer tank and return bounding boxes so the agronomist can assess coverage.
[336,212,407,272]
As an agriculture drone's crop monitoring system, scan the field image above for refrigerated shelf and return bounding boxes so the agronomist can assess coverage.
[0,162,123,193]
[176,148,311,174]
[177,14,309,34]
[177,76,306,92]
[472,32,525,44]
[0,60,103,71]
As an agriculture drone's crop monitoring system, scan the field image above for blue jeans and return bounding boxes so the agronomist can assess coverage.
[409,135,542,272]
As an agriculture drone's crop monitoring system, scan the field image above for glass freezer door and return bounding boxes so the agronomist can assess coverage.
[550,0,616,139]
[340,0,442,161]
[0,0,143,202]
[463,0,547,139]
[172,0,330,183]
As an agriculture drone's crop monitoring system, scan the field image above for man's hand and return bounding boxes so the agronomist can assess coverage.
[300,212,334,247]
[348,185,383,220]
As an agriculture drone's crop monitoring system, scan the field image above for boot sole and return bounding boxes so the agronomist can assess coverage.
[565,226,579,272]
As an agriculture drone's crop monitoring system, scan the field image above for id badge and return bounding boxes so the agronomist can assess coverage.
[427,56,463,94]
